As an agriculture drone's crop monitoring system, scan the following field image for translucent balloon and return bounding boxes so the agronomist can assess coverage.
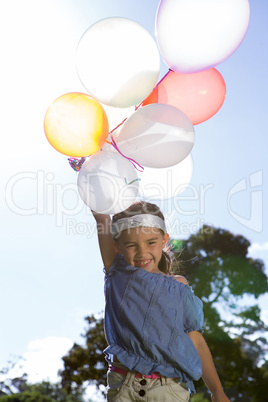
[142,69,226,125]
[115,104,195,168]
[77,151,140,214]
[138,154,193,200]
[156,0,250,73]
[76,17,160,107]
[44,93,109,157]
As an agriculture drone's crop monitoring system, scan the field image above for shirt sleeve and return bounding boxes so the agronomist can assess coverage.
[103,253,122,277]
[182,285,204,333]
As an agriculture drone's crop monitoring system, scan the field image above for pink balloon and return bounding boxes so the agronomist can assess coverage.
[142,68,226,125]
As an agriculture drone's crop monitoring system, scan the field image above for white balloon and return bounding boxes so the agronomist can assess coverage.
[138,154,193,200]
[156,0,250,73]
[76,17,160,107]
[115,104,195,168]
[77,151,140,214]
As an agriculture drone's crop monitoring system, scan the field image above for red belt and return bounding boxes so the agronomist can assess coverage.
[109,365,162,379]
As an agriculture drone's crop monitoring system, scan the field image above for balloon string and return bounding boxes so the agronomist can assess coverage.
[155,69,172,87]
[109,117,128,135]
[124,177,141,185]
[109,134,144,172]
[135,69,171,111]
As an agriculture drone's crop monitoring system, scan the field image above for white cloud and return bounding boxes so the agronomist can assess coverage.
[248,242,268,272]
[8,337,73,383]
[249,242,268,253]
[3,336,105,401]
[261,308,268,324]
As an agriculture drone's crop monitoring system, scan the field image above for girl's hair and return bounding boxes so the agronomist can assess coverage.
[112,201,173,275]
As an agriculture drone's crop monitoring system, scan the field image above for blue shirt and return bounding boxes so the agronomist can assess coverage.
[103,254,204,393]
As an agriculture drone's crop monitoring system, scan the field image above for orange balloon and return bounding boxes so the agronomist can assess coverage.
[142,68,226,125]
[44,92,109,157]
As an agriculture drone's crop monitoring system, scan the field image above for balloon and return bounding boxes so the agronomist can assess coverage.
[77,151,140,214]
[44,93,109,157]
[156,0,250,73]
[142,69,226,125]
[115,104,195,168]
[138,154,193,200]
[76,17,160,107]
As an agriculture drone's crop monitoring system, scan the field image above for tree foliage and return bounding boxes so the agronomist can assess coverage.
[59,315,107,396]
[59,225,268,401]
[0,367,84,402]
[172,225,268,401]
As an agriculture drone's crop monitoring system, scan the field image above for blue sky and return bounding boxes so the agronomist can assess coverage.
[1,0,267,398]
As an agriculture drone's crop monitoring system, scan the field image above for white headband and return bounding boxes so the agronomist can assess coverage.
[112,214,167,239]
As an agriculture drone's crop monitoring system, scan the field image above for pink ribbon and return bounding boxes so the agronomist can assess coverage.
[109,134,144,172]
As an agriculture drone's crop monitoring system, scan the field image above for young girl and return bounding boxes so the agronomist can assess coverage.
[93,201,229,401]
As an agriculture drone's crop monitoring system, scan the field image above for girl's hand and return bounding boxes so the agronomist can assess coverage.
[211,392,230,402]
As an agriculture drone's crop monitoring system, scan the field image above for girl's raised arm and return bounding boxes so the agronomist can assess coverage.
[92,212,117,271]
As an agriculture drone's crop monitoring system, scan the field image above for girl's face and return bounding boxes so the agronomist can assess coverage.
[115,226,169,274]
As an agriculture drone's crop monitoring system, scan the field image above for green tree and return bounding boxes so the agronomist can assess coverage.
[172,225,268,401]
[0,381,85,402]
[60,315,107,397]
[0,365,85,402]
[59,225,268,401]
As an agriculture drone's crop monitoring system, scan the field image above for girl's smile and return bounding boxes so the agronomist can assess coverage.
[134,258,153,268]
[115,227,169,273]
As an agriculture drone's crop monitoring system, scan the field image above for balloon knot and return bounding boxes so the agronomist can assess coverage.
[68,157,86,171]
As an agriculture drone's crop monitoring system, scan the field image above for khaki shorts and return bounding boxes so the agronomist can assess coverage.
[106,370,190,401]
